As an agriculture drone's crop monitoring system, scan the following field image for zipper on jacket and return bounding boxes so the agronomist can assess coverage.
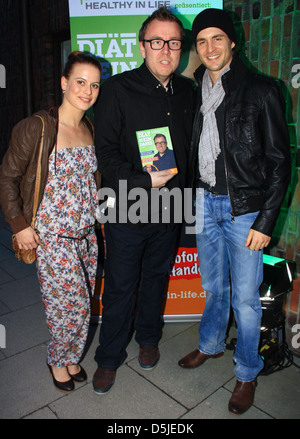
[222,93,235,222]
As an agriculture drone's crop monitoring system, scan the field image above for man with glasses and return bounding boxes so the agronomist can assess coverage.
[93,7,193,394]
[153,133,177,171]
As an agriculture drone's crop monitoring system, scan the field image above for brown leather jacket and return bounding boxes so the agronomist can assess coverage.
[0,107,98,234]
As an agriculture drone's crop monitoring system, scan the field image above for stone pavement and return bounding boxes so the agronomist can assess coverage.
[0,210,299,421]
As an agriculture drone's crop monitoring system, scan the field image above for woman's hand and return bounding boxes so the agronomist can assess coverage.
[15,227,40,250]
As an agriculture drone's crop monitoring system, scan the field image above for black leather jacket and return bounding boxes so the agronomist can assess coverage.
[189,54,291,237]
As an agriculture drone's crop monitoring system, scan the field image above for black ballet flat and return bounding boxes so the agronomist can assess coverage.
[47,363,74,393]
[68,365,88,382]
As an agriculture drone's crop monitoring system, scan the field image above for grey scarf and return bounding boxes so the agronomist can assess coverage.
[198,66,230,187]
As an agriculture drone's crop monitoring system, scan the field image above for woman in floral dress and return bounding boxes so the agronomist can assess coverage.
[0,52,102,393]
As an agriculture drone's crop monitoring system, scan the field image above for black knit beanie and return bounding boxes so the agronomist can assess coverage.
[192,8,236,46]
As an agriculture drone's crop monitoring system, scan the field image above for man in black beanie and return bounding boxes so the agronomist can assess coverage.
[178,8,291,415]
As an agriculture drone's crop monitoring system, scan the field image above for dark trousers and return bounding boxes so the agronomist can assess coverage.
[94,222,179,369]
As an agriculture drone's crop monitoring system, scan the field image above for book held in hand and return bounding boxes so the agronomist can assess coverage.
[136,126,178,174]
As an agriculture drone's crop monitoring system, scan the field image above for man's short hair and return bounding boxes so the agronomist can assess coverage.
[154,133,167,142]
[139,7,185,42]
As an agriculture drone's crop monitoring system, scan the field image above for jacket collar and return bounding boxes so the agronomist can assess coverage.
[33,106,94,174]
[41,106,93,136]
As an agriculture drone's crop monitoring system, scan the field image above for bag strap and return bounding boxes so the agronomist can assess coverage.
[31,115,45,228]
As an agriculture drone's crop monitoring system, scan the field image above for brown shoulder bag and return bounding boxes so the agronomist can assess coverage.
[12,115,45,264]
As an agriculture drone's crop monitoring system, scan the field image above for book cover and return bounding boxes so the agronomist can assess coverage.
[136,126,177,174]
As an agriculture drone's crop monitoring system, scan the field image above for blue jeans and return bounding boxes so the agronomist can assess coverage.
[196,190,264,382]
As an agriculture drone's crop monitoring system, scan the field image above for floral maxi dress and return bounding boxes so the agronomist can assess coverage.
[35,145,100,367]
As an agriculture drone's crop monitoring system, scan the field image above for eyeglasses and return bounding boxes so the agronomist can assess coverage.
[155,141,167,146]
[143,39,182,51]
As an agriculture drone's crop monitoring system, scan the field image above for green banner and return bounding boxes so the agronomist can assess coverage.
[68,0,223,80]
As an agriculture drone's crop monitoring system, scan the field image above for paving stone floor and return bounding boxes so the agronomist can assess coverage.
[0,210,299,421]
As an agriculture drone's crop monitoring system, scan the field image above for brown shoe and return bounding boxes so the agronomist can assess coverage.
[139,346,160,370]
[228,379,257,415]
[93,368,116,394]
[178,349,224,368]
